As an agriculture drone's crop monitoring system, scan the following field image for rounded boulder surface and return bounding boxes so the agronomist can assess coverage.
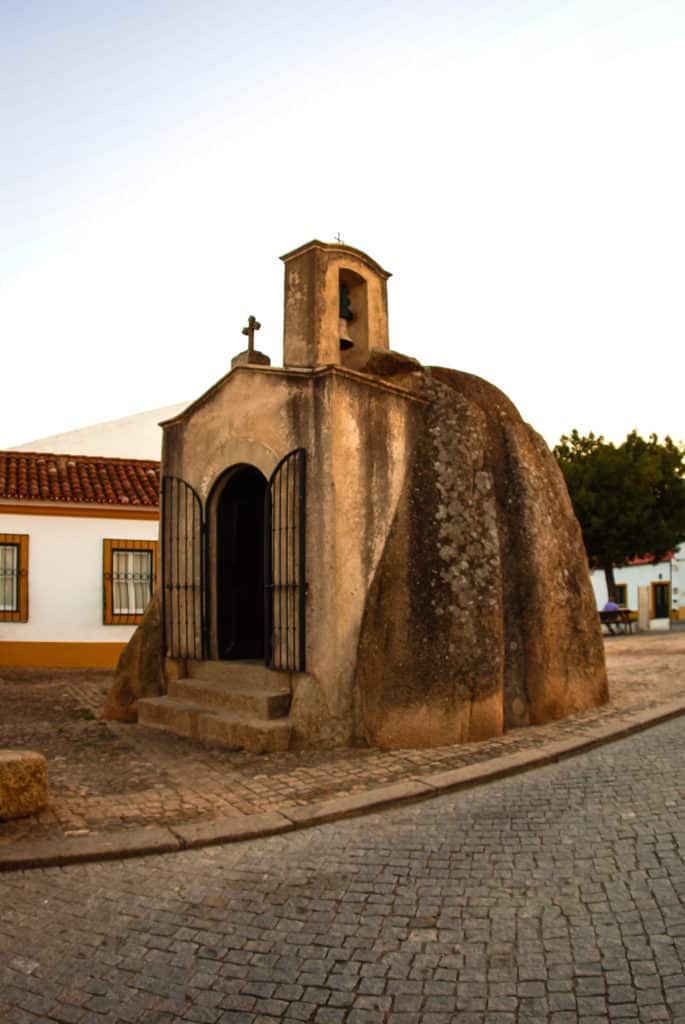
[103,588,164,722]
[0,750,49,820]
[354,365,608,747]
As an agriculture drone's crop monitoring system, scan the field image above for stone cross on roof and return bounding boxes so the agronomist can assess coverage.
[241,315,261,354]
[231,314,271,369]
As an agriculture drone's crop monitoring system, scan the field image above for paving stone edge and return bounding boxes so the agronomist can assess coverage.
[2,698,684,873]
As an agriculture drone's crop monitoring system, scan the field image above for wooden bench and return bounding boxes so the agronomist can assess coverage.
[599,609,634,635]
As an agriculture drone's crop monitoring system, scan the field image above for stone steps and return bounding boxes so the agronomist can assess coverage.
[168,676,291,718]
[187,660,275,687]
[137,697,291,754]
[136,659,292,754]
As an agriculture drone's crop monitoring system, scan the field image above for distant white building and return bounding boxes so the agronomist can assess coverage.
[590,545,684,624]
[0,405,182,669]
[12,403,187,460]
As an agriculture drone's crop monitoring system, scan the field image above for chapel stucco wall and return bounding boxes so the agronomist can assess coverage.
[161,365,423,747]
[288,372,423,745]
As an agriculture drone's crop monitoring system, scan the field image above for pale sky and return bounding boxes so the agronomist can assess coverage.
[3,0,684,450]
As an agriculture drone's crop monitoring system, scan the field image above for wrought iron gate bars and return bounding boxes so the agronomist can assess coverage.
[265,448,307,672]
[161,476,206,660]
[162,452,306,669]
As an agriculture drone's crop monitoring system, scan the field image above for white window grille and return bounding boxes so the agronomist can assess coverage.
[0,543,19,612]
[112,549,153,615]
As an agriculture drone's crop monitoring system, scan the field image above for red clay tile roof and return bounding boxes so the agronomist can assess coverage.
[626,553,674,565]
[0,452,160,506]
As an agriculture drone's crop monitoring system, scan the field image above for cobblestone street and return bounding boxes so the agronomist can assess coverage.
[3,714,685,1023]
[2,633,685,846]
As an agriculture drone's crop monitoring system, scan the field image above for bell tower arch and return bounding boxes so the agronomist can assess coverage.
[280,239,391,371]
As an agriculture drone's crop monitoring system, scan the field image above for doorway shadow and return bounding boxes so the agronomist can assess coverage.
[216,465,266,660]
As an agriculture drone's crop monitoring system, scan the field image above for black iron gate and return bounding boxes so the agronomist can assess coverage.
[162,476,206,660]
[264,448,307,671]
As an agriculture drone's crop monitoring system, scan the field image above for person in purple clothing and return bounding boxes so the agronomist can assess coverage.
[602,600,621,634]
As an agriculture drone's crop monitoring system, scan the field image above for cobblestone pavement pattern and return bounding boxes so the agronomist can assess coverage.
[3,715,685,1023]
[2,632,685,845]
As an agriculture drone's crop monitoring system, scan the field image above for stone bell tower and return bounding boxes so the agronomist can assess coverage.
[281,239,391,372]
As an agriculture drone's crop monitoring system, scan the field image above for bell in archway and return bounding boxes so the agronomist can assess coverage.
[339,282,354,350]
[339,321,354,350]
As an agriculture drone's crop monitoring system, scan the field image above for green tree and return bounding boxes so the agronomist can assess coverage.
[554,430,685,601]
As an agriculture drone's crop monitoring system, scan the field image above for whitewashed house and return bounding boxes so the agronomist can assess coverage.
[0,407,190,669]
[0,450,161,668]
[590,545,684,626]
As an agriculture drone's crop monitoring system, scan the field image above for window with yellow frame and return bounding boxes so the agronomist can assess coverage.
[0,533,28,622]
[103,539,157,625]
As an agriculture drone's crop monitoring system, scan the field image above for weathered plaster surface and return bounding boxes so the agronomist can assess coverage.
[157,364,425,748]
[282,241,390,372]
[297,372,421,744]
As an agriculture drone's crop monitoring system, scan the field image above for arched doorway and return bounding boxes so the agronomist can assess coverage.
[216,465,266,660]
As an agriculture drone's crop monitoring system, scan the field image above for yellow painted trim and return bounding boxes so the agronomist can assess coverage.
[0,502,158,520]
[0,641,125,668]
[0,533,29,622]
[103,539,158,625]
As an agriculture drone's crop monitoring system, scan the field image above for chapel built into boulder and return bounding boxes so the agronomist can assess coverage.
[105,239,608,751]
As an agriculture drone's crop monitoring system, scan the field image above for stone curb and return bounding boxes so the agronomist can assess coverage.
[2,698,685,873]
[171,811,294,849]
[0,826,180,871]
[284,780,435,828]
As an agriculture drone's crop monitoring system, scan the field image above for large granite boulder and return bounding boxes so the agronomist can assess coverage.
[103,589,164,722]
[353,364,608,747]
